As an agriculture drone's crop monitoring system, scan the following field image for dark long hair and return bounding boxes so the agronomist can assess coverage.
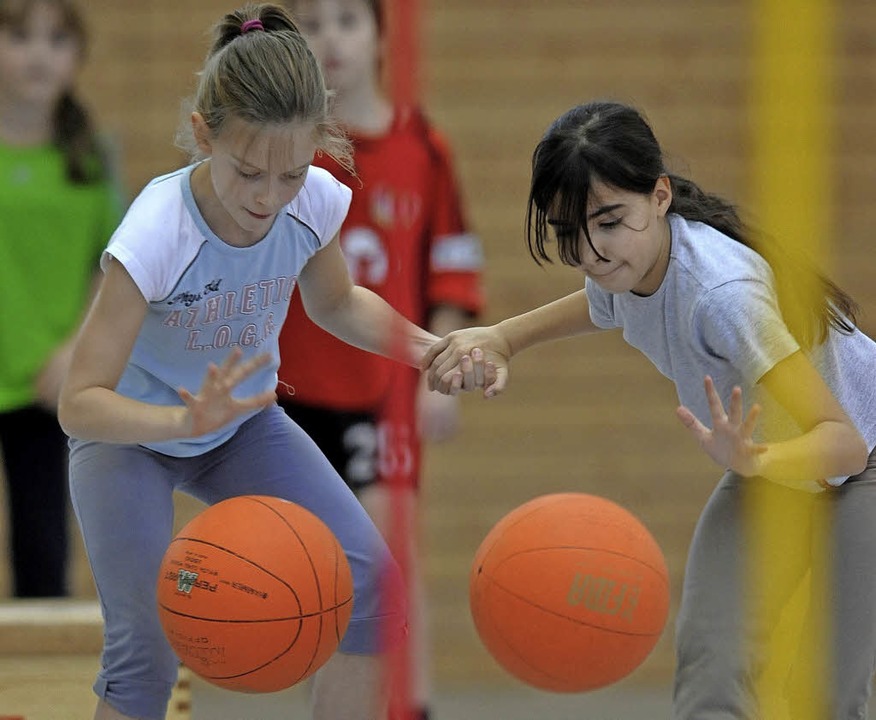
[526,101,858,348]
[0,0,108,184]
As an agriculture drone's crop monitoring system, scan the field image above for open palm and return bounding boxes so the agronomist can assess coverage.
[676,376,767,477]
[178,349,276,437]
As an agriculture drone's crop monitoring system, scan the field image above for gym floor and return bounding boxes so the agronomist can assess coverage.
[3,653,876,719]
[188,679,876,719]
[190,677,673,720]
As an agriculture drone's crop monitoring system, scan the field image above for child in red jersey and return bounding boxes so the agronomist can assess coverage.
[279,2,484,718]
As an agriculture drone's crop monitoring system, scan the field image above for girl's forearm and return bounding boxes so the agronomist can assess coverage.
[59,388,188,444]
[497,290,600,356]
[312,286,438,367]
[758,420,869,485]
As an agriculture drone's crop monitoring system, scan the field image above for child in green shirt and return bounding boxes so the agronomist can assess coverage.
[0,0,122,597]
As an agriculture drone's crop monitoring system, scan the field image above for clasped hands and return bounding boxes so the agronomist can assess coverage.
[420,326,507,398]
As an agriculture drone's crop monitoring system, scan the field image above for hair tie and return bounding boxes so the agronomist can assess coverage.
[241,19,265,34]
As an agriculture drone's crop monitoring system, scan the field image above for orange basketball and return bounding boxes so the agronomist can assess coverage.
[156,495,353,693]
[470,493,669,692]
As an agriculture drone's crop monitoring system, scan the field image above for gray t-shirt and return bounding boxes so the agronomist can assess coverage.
[586,214,876,482]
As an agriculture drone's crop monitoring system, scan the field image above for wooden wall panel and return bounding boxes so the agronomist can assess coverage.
[0,0,872,694]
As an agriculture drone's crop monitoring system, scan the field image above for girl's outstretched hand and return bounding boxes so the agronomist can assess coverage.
[676,375,768,477]
[421,326,510,398]
[178,348,276,437]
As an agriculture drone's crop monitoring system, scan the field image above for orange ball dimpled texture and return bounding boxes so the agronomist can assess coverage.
[157,495,353,693]
[470,493,669,692]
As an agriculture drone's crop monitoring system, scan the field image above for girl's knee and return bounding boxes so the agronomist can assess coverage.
[340,554,406,654]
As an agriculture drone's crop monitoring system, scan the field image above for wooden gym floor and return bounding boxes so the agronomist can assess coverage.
[0,599,674,720]
[3,600,876,719]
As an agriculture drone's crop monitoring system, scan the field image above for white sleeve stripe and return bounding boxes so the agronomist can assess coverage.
[430,233,484,272]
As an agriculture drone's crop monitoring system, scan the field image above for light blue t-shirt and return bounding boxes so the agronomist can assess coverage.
[102,163,352,457]
[586,214,876,482]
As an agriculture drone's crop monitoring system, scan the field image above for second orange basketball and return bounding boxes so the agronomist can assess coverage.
[470,493,669,692]
[156,495,353,693]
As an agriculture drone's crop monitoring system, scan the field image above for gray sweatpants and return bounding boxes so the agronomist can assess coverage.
[69,404,402,720]
[673,448,876,719]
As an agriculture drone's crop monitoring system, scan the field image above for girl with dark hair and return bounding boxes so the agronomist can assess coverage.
[0,0,123,598]
[59,4,437,718]
[424,100,876,718]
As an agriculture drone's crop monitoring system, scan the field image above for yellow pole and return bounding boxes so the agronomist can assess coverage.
[748,0,835,717]
[750,0,834,260]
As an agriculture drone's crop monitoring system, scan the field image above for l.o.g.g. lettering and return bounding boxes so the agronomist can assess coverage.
[162,276,297,350]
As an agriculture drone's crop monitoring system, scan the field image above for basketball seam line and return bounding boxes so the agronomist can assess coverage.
[156,595,353,623]
[490,545,669,588]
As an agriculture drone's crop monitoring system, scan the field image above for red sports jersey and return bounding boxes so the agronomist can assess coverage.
[278,106,484,413]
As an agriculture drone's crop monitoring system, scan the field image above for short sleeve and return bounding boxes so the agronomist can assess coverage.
[289,166,353,247]
[101,237,154,298]
[585,278,617,328]
[695,279,800,383]
[101,205,171,302]
[99,168,200,302]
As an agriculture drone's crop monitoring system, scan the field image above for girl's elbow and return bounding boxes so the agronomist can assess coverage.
[57,390,83,439]
[57,413,73,439]
[836,421,870,477]
[848,432,870,476]
[57,398,75,438]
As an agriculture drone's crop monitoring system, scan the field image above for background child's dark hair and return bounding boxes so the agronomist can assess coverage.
[526,100,858,348]
[0,0,108,184]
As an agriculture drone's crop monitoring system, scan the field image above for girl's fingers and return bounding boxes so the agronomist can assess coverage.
[676,405,709,441]
[484,363,507,398]
[448,370,464,396]
[218,347,244,372]
[728,386,744,426]
[484,361,497,389]
[703,376,726,420]
[425,349,454,390]
[444,352,497,394]
[703,375,731,425]
[194,352,274,403]
[225,352,272,387]
[245,352,272,373]
[432,353,468,391]
[204,363,224,391]
[459,351,492,391]
[421,337,450,371]
[459,354,476,391]
[236,389,277,411]
[425,342,505,396]
[425,337,492,389]
[429,366,454,395]
[742,403,761,438]
[472,348,486,388]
